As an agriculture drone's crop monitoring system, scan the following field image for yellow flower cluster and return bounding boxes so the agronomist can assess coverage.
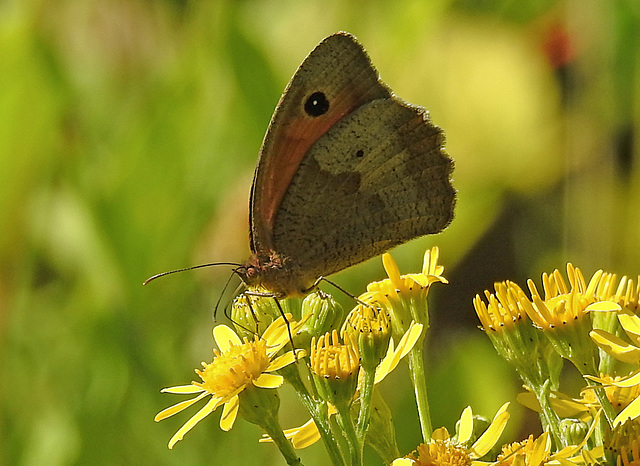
[152,249,640,466]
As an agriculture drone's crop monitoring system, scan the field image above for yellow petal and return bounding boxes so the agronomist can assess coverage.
[391,459,414,466]
[219,396,239,431]
[619,313,640,345]
[213,325,241,353]
[290,419,322,449]
[470,402,510,458]
[267,350,303,372]
[168,396,220,449]
[585,301,621,312]
[253,372,283,388]
[517,390,585,418]
[259,418,321,448]
[397,322,423,360]
[161,384,206,394]
[529,432,550,466]
[457,406,474,444]
[614,394,640,427]
[432,427,450,441]
[382,253,402,288]
[607,368,640,388]
[374,322,422,384]
[590,329,640,365]
[262,314,292,349]
[155,392,209,421]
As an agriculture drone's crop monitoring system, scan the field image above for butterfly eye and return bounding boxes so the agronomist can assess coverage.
[304,91,330,117]
[355,149,364,158]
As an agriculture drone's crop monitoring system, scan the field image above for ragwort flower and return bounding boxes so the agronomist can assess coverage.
[155,314,305,448]
[391,403,510,465]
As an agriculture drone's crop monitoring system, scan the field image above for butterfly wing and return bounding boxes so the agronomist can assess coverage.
[250,32,391,254]
[270,97,455,282]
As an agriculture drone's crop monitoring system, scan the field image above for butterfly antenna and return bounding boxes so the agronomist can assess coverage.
[214,275,244,320]
[143,262,242,285]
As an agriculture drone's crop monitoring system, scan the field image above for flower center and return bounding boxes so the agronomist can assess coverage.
[410,440,471,466]
[195,339,270,399]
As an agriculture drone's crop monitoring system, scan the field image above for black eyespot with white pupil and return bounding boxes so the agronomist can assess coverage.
[304,91,330,117]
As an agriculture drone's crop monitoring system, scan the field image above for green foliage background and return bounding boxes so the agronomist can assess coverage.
[2,0,639,464]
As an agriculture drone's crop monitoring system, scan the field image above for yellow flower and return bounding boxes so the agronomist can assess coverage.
[523,264,601,330]
[590,313,640,426]
[493,264,617,377]
[474,280,561,389]
[593,273,640,314]
[364,247,447,335]
[391,403,510,465]
[309,330,361,406]
[155,314,305,448]
[496,431,604,465]
[259,321,423,449]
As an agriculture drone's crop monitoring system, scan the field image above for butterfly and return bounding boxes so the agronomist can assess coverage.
[232,32,455,298]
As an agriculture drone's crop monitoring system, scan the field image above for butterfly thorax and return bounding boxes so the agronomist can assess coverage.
[237,250,313,298]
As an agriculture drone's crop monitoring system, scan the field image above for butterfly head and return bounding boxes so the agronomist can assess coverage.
[236,250,314,299]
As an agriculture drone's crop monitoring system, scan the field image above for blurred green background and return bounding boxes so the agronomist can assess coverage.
[2,0,639,464]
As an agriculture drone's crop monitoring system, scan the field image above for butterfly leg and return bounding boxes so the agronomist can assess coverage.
[242,289,298,358]
[310,277,377,309]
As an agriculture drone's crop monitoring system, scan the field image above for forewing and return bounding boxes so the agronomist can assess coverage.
[250,32,391,253]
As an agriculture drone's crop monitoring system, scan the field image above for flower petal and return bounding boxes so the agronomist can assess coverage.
[253,372,283,389]
[262,315,292,349]
[606,368,640,388]
[397,322,423,360]
[457,406,474,444]
[155,392,210,421]
[585,301,621,312]
[614,395,640,427]
[213,325,242,352]
[266,350,303,372]
[382,253,402,288]
[529,432,551,465]
[161,384,206,394]
[619,313,640,345]
[470,402,510,458]
[432,427,450,441]
[259,418,322,449]
[168,396,221,449]
[391,459,414,465]
[374,322,422,384]
[590,329,640,365]
[219,396,239,431]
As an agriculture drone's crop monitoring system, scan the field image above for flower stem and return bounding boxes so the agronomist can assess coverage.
[238,386,302,465]
[334,399,362,466]
[406,340,432,441]
[530,378,566,449]
[281,362,346,466]
[260,421,304,466]
[355,367,375,442]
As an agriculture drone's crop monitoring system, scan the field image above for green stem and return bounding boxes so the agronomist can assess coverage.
[238,386,302,465]
[281,363,346,466]
[261,421,304,466]
[334,399,361,466]
[355,368,375,442]
[577,360,616,430]
[530,379,566,449]
[590,384,617,427]
[406,341,432,441]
